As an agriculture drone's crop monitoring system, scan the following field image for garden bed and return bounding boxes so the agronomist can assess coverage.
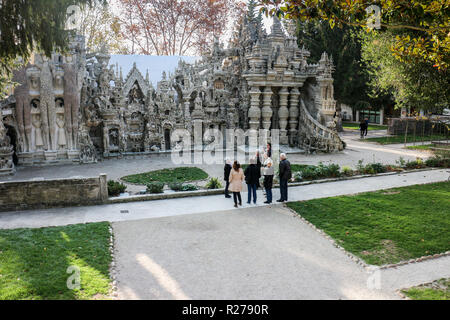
[121,167,209,185]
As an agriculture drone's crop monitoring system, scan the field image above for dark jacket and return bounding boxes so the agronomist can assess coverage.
[279,159,292,181]
[359,122,368,131]
[244,164,261,185]
[263,175,273,189]
[224,163,232,181]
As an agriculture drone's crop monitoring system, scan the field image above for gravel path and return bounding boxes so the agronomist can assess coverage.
[112,205,450,300]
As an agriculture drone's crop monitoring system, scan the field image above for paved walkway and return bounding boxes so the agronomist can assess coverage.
[113,206,450,300]
[0,169,447,230]
[1,169,448,300]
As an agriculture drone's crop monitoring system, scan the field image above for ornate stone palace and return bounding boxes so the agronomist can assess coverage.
[0,17,344,172]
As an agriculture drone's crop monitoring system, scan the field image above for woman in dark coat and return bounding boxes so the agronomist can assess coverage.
[244,157,260,204]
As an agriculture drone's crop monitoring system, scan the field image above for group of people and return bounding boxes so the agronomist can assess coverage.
[223,143,292,208]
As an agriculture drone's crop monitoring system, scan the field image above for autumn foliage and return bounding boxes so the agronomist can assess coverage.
[116,0,245,56]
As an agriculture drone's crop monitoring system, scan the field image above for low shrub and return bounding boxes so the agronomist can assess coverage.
[293,172,303,182]
[364,163,387,174]
[405,158,427,170]
[341,166,354,176]
[299,166,319,180]
[169,183,199,192]
[146,182,165,194]
[181,184,199,191]
[205,177,223,190]
[168,182,183,191]
[108,180,127,197]
[425,157,450,168]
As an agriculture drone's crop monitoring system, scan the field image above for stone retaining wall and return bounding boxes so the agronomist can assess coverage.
[0,174,108,212]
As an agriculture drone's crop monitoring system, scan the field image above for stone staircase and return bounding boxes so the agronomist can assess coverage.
[298,99,345,153]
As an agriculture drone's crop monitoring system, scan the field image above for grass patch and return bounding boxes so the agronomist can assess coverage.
[406,144,435,151]
[287,182,450,266]
[402,279,450,300]
[122,167,208,185]
[0,223,112,300]
[365,134,449,145]
[343,122,388,131]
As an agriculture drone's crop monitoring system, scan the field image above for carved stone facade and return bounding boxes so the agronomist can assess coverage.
[1,17,344,168]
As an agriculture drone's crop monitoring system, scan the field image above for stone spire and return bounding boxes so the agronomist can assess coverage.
[271,16,285,38]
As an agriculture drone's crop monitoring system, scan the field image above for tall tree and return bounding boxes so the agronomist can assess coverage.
[79,0,128,54]
[296,21,371,111]
[0,0,100,98]
[258,0,450,70]
[361,31,449,113]
[116,0,243,56]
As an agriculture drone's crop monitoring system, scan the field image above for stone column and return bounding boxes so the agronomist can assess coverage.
[289,88,300,146]
[99,173,108,202]
[248,86,261,148]
[278,87,289,145]
[261,87,273,131]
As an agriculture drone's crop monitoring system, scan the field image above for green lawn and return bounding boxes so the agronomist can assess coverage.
[365,134,449,145]
[121,167,209,185]
[402,279,449,300]
[287,182,450,266]
[0,223,112,300]
[406,144,435,151]
[343,122,388,131]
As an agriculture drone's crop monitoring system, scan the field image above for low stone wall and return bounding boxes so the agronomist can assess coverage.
[0,174,108,212]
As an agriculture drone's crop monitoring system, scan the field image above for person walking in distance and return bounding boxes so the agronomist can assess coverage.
[224,158,232,198]
[229,161,244,208]
[364,118,369,137]
[263,154,274,204]
[244,157,260,205]
[359,119,367,139]
[277,153,292,203]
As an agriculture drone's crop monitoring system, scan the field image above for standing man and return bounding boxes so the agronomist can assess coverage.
[224,158,232,198]
[277,153,292,203]
[364,118,369,137]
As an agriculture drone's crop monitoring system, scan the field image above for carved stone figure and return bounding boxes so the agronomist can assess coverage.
[56,113,67,149]
[32,113,44,151]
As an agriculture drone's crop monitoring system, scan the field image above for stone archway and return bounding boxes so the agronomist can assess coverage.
[5,124,18,165]
[164,128,171,151]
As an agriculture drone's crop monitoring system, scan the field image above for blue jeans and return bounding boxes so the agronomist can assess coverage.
[247,184,257,204]
[280,179,288,201]
[265,187,272,203]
